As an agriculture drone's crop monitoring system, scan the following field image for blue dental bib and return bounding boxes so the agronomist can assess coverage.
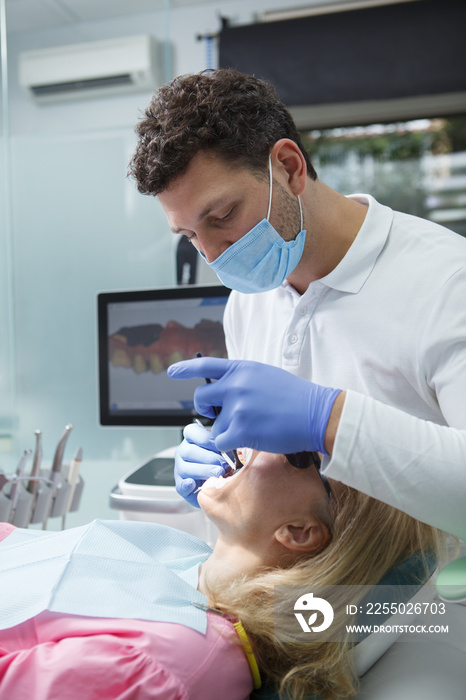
[0,519,211,632]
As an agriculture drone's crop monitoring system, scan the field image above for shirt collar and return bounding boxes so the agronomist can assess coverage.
[314,194,393,295]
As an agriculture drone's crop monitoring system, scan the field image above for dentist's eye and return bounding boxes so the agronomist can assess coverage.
[220,208,233,221]
[214,206,235,225]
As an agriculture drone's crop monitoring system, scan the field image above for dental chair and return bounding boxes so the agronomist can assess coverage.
[250,550,466,700]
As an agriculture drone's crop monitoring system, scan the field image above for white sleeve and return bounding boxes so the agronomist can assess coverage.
[420,266,466,428]
[223,292,240,359]
[326,391,466,541]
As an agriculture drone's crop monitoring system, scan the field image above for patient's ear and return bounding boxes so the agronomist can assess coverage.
[275,518,330,554]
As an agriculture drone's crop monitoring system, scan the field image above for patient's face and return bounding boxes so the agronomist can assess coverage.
[198,451,330,547]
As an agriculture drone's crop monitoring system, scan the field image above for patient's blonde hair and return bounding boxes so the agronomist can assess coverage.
[207,482,451,700]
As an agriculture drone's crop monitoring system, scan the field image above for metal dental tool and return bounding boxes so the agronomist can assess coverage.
[43,424,74,528]
[10,450,33,526]
[10,450,32,508]
[27,430,43,499]
[50,424,74,488]
[66,446,83,510]
[0,462,52,525]
[0,472,13,522]
[28,473,54,525]
[0,473,8,491]
[62,446,83,529]
[0,426,84,529]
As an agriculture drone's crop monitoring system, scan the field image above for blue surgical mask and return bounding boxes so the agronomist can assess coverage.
[205,157,306,294]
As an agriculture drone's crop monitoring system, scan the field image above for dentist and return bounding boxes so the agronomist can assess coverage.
[130,69,466,542]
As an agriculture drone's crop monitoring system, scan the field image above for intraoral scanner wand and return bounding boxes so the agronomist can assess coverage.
[193,419,236,471]
[192,418,239,497]
[196,353,243,470]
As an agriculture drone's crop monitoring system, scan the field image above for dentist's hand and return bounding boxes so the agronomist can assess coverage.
[174,421,230,507]
[168,357,342,456]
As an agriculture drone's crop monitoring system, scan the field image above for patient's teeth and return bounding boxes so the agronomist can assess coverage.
[200,469,242,492]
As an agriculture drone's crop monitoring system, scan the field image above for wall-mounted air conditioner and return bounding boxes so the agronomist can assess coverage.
[19,35,159,104]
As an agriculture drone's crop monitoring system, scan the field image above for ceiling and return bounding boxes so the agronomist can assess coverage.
[4,0,223,33]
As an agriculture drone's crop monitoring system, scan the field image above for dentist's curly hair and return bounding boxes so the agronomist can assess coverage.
[207,482,451,700]
[128,69,317,195]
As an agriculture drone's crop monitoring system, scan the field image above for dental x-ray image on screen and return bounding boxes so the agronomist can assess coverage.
[97,285,230,426]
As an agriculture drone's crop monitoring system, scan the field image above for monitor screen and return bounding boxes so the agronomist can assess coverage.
[97,285,231,426]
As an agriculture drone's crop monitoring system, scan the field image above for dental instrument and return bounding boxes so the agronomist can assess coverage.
[50,424,74,488]
[0,465,53,525]
[0,475,13,522]
[9,450,32,513]
[195,352,242,470]
[43,424,74,528]
[66,446,83,510]
[191,419,238,497]
[27,430,42,499]
[29,474,54,526]
[68,473,85,512]
[11,450,36,528]
[0,426,85,529]
[194,419,236,471]
[62,446,83,528]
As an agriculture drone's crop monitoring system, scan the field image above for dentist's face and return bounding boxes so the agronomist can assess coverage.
[197,451,331,548]
[157,151,301,264]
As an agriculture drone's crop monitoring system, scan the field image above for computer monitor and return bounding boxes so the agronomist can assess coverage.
[97,285,231,427]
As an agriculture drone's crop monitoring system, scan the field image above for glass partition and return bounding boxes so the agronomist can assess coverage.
[0,0,16,460]
[0,0,180,491]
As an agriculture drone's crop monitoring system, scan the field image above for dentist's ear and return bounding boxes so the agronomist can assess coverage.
[270,138,307,196]
[275,518,330,555]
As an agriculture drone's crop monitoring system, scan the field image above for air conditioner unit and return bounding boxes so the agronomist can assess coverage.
[19,35,159,103]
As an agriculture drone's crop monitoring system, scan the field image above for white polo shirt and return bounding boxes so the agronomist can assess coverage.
[224,195,466,539]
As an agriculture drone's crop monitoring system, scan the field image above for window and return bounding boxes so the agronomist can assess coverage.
[301,115,466,237]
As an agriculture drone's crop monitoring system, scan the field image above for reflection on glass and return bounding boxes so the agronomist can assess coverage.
[301,115,466,237]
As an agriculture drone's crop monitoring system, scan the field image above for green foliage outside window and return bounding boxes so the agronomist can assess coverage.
[300,115,466,236]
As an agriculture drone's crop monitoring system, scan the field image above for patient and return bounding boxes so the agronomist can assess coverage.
[0,450,447,700]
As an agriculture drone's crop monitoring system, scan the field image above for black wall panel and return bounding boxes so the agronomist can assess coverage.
[218,0,466,106]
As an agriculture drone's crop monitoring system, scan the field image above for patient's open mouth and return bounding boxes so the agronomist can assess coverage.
[197,448,252,494]
[200,467,242,491]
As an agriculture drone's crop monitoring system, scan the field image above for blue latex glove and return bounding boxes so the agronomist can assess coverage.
[168,357,341,456]
[174,421,229,507]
